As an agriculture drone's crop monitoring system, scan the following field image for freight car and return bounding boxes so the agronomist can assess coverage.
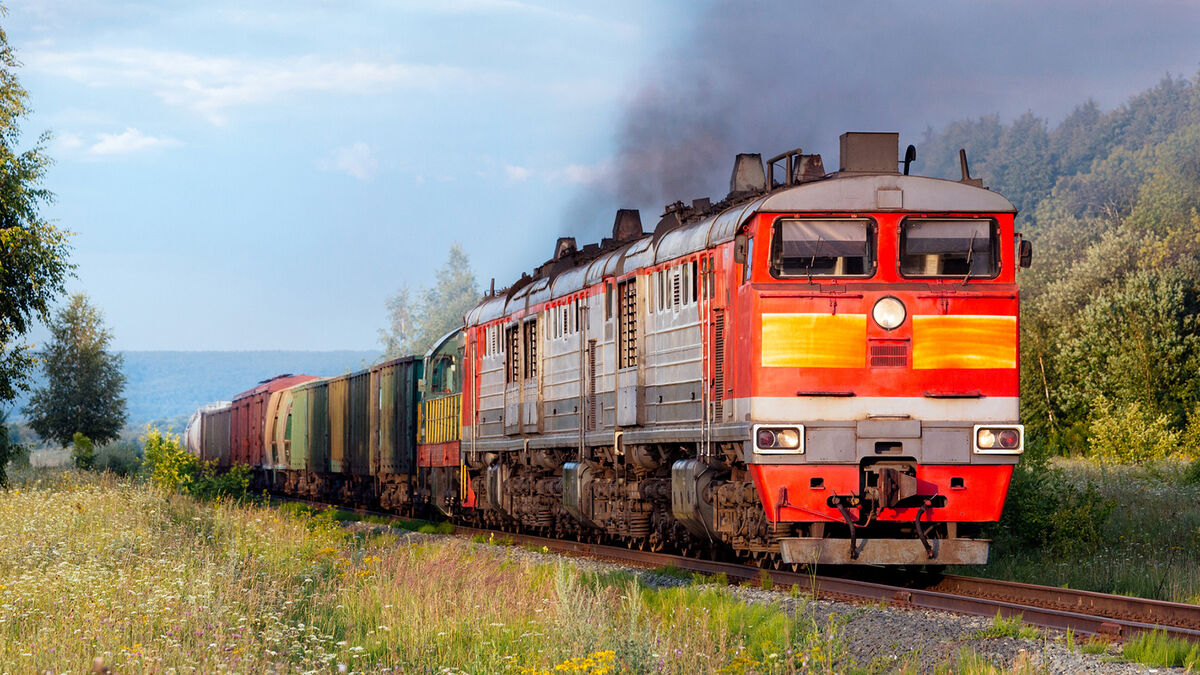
[186,132,1031,567]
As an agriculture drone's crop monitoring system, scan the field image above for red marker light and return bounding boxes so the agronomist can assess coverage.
[757,429,777,448]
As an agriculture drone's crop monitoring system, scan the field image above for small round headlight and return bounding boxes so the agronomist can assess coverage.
[998,429,1020,448]
[872,296,906,330]
[977,428,996,449]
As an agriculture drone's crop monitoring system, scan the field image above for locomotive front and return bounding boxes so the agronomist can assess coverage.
[734,133,1029,565]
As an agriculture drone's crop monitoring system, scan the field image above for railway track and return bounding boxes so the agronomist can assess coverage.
[281,497,1200,644]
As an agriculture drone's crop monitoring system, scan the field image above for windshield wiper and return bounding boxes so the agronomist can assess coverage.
[807,235,823,284]
[960,230,978,286]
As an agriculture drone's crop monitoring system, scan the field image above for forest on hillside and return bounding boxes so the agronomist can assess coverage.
[8,351,378,432]
[913,73,1200,459]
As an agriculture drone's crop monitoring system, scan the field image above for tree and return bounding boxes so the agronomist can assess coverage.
[24,293,126,446]
[0,15,74,404]
[379,243,479,358]
[0,407,21,486]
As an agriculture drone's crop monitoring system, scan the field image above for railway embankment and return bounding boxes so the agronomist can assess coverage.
[1,469,1194,674]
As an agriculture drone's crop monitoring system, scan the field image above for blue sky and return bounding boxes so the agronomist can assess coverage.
[7,0,1200,351]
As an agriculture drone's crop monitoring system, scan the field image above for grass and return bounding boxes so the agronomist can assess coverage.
[0,468,859,673]
[1121,628,1200,669]
[320,505,455,534]
[957,457,1200,604]
[972,612,1039,640]
[927,647,1037,675]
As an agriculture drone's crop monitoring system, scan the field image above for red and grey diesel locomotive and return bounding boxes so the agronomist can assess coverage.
[187,132,1031,567]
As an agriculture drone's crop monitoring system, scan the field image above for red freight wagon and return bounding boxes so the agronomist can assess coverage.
[229,374,320,467]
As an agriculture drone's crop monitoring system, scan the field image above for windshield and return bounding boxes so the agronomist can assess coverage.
[769,218,874,278]
[900,219,997,278]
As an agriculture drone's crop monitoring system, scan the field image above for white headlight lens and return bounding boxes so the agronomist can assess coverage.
[872,297,906,330]
[775,429,800,448]
[977,428,996,448]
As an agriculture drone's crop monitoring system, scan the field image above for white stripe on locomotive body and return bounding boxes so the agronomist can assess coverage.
[729,396,1019,424]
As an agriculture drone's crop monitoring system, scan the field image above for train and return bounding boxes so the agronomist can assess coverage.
[185,132,1031,567]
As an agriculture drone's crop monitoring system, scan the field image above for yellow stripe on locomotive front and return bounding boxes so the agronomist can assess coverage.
[912,315,1017,369]
[760,313,867,368]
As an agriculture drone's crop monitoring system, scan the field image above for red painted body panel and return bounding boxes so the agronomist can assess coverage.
[418,441,460,468]
[749,464,1013,523]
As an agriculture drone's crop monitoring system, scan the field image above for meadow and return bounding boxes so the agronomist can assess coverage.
[4,466,1187,673]
[0,469,852,674]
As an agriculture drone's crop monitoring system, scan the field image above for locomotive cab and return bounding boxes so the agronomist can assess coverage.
[418,329,465,513]
[728,134,1026,564]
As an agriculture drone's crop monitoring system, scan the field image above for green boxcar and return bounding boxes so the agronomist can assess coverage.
[307,380,330,473]
[289,386,310,472]
[348,369,371,476]
[372,357,420,475]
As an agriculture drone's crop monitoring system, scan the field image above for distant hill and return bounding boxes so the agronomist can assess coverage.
[7,350,379,428]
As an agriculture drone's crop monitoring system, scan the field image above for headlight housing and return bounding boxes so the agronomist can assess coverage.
[973,424,1024,454]
[753,424,804,454]
[872,296,906,330]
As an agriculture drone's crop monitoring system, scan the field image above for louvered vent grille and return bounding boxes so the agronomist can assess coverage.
[869,341,909,368]
[586,339,597,430]
[713,312,725,420]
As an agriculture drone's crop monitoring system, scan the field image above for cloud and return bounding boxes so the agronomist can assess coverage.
[26,47,472,123]
[391,0,636,35]
[88,128,180,155]
[321,142,379,181]
[561,161,612,186]
[52,131,84,152]
[504,164,532,182]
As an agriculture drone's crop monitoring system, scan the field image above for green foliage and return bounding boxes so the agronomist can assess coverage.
[189,462,251,501]
[992,452,1114,555]
[0,408,15,486]
[142,426,198,493]
[141,425,250,500]
[0,22,74,406]
[1088,397,1183,464]
[70,431,93,470]
[93,439,141,477]
[1122,629,1200,669]
[380,243,479,358]
[416,521,454,535]
[24,293,127,446]
[1183,457,1200,484]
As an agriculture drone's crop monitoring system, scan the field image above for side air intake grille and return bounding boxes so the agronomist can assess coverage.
[713,312,725,420]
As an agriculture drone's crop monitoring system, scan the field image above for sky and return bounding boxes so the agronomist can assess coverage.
[7,0,1200,351]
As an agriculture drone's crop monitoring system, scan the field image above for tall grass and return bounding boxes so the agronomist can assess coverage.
[1121,628,1200,669]
[0,470,850,673]
[962,458,1200,604]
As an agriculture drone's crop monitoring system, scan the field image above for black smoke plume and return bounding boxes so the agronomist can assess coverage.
[566,0,1200,237]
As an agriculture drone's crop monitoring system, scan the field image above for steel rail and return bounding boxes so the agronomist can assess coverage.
[274,497,1200,643]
